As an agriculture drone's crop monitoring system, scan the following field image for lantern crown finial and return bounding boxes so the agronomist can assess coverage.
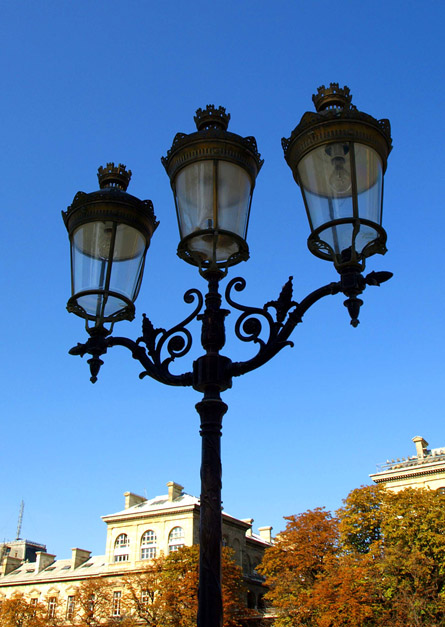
[194,105,230,131]
[97,163,132,191]
[312,83,352,112]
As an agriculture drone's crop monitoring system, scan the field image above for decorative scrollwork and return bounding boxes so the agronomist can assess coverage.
[136,287,204,381]
[225,277,297,360]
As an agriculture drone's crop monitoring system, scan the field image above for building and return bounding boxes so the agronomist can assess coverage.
[0,481,272,621]
[370,436,445,492]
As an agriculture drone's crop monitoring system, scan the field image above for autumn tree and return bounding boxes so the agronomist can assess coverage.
[0,593,47,627]
[257,508,339,625]
[68,576,137,626]
[337,483,384,553]
[259,486,445,627]
[123,553,171,627]
[124,545,247,627]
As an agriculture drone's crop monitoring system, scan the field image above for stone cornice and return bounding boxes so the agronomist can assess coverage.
[370,464,445,484]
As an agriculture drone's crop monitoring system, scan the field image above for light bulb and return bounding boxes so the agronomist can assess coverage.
[98,225,114,259]
[329,156,351,194]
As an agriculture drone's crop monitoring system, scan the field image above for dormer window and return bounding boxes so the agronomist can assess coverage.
[114,534,130,562]
[168,526,185,553]
[141,530,157,560]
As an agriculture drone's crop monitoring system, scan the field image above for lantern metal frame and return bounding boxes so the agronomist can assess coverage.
[64,87,393,627]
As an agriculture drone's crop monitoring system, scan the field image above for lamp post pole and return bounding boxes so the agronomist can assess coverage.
[63,84,393,627]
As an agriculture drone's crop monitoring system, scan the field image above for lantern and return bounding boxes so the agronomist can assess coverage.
[62,163,158,329]
[282,84,392,271]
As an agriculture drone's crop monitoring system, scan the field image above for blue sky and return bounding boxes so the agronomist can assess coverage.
[1,1,444,558]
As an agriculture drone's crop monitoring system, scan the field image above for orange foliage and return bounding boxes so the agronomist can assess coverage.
[259,487,445,627]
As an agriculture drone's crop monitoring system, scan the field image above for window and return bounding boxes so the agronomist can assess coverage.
[112,591,121,616]
[141,529,157,560]
[48,597,57,618]
[88,593,95,615]
[29,597,38,618]
[114,533,130,562]
[168,526,185,552]
[141,589,150,606]
[66,596,75,619]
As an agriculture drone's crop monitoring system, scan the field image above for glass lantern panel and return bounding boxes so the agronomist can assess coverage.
[298,143,383,230]
[298,143,353,200]
[185,232,240,263]
[175,160,252,265]
[109,224,147,298]
[303,189,354,231]
[217,161,251,237]
[72,222,146,318]
[298,144,354,231]
[354,144,383,225]
[317,222,381,257]
[175,162,214,238]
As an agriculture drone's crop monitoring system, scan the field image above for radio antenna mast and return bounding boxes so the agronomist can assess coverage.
[16,500,24,540]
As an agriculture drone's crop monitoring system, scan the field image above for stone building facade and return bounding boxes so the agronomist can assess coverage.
[0,481,271,621]
[370,436,445,491]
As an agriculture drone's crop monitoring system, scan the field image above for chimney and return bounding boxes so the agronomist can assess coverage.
[413,436,429,458]
[71,548,91,569]
[35,551,56,573]
[242,519,254,537]
[1,555,22,576]
[258,526,273,543]
[124,492,146,509]
[167,482,183,502]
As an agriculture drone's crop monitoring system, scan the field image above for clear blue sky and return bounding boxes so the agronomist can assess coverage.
[1,1,444,559]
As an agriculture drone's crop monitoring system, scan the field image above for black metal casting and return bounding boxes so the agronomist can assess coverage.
[65,88,393,627]
[68,267,392,627]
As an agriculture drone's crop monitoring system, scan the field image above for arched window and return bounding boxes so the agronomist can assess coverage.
[232,538,241,565]
[141,530,157,560]
[168,526,185,552]
[114,533,130,562]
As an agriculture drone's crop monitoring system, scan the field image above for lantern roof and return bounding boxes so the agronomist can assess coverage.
[161,105,263,183]
[62,163,158,239]
[282,83,392,171]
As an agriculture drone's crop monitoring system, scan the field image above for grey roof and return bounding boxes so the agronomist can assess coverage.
[103,492,200,519]
[102,491,247,528]
[0,556,108,587]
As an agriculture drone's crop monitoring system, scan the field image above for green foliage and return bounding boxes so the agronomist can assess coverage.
[337,484,384,553]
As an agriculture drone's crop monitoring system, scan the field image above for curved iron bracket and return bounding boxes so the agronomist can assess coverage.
[68,269,392,385]
[227,269,392,378]
[69,288,203,385]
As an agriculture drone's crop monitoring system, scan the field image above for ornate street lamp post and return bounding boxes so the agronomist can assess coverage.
[63,84,392,627]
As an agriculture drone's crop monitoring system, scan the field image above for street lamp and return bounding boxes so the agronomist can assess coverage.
[63,84,392,627]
